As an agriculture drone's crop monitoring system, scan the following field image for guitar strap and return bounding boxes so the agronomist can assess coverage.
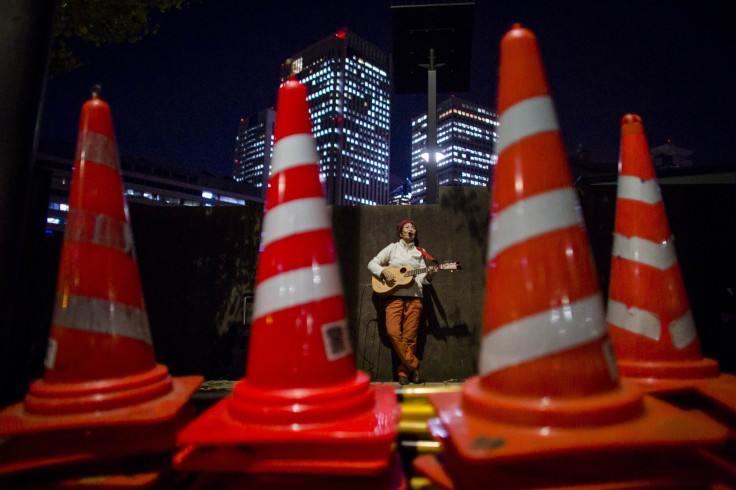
[416,246,438,264]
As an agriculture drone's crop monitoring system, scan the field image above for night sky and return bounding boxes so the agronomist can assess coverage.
[39,1,736,186]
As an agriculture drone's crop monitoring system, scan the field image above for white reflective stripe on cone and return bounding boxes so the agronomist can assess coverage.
[606,299,661,341]
[617,175,662,205]
[271,133,319,174]
[496,95,559,154]
[487,187,583,261]
[261,197,331,248]
[52,293,152,344]
[612,234,678,270]
[76,131,119,171]
[252,262,343,321]
[65,209,134,255]
[669,310,697,349]
[479,294,607,376]
[607,299,697,349]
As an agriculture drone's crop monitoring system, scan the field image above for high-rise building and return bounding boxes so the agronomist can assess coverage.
[233,108,276,198]
[389,178,412,205]
[410,96,498,204]
[281,27,390,205]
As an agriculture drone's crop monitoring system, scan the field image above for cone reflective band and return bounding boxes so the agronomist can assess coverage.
[176,78,399,477]
[418,26,728,490]
[607,114,719,380]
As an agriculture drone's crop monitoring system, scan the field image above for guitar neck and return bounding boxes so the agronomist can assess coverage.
[405,266,431,277]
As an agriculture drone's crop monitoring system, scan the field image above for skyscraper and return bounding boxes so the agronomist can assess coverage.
[281,27,390,205]
[410,96,498,204]
[233,108,276,198]
[389,178,412,205]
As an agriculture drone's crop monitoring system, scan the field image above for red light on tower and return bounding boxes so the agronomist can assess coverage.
[335,28,347,39]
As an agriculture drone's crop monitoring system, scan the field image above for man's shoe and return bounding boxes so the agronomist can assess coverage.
[398,375,410,386]
[411,368,423,384]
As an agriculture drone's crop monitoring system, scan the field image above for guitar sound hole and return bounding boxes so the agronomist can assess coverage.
[399,267,407,274]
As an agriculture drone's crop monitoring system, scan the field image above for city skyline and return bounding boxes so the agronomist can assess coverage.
[38,1,736,186]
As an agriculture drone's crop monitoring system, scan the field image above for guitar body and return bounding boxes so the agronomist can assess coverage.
[371,266,416,296]
[371,261,460,296]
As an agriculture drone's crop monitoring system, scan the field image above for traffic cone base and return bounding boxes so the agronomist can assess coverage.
[175,384,399,476]
[181,451,407,490]
[630,372,736,419]
[696,373,736,413]
[26,364,170,415]
[0,374,201,435]
[467,372,644,428]
[226,370,373,425]
[414,451,728,490]
[174,445,390,476]
[425,387,728,488]
[0,404,197,476]
[412,454,455,490]
[429,385,726,461]
[617,358,720,382]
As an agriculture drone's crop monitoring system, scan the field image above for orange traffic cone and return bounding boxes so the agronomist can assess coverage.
[608,114,732,388]
[609,114,736,477]
[0,90,202,476]
[175,78,400,483]
[414,24,729,489]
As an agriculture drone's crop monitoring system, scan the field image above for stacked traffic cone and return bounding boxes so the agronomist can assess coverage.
[609,114,736,476]
[413,24,730,489]
[0,90,202,480]
[174,78,401,488]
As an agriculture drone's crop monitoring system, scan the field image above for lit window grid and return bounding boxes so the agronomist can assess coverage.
[233,114,274,189]
[410,99,498,201]
[296,48,390,205]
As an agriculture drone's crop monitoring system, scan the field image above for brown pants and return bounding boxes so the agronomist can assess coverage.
[385,297,423,378]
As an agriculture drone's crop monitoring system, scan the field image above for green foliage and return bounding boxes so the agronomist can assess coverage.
[50,0,196,74]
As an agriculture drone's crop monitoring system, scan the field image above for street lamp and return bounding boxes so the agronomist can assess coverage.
[421,151,445,163]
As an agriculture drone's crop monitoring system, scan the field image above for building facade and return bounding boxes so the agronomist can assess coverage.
[38,143,262,234]
[280,27,391,205]
[389,178,412,205]
[233,108,276,199]
[410,96,498,204]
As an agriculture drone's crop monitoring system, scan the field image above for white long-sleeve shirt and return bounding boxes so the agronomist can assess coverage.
[368,240,431,298]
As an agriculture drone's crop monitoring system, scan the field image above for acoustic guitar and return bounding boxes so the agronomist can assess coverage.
[372,262,460,296]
